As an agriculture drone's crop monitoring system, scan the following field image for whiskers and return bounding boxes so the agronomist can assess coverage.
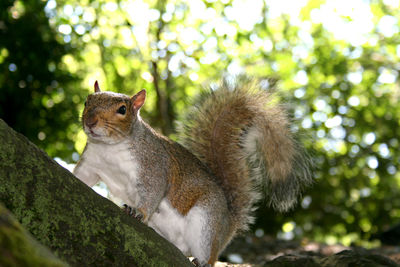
[104,121,128,139]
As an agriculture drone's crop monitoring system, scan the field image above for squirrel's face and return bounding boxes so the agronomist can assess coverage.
[82,83,146,144]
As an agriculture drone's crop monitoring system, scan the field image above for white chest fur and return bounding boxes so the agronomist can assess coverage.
[83,141,140,206]
[79,142,211,262]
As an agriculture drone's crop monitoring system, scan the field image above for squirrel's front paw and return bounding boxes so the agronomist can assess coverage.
[122,204,144,221]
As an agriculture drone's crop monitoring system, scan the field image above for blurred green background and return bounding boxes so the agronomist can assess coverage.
[1,0,399,247]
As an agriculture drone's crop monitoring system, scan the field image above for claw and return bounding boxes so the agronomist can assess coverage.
[123,204,135,217]
[122,204,144,222]
[191,258,201,267]
[191,258,211,267]
[135,213,144,221]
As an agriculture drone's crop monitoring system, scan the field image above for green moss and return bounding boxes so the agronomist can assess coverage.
[0,203,68,267]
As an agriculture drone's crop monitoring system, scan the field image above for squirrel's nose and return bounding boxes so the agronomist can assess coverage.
[86,117,98,128]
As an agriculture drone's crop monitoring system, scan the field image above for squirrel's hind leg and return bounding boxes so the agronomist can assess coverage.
[184,204,228,266]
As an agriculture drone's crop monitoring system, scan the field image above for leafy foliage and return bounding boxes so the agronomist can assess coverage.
[1,0,400,246]
[0,0,86,159]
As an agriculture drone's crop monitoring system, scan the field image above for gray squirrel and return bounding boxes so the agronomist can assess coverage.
[73,78,312,266]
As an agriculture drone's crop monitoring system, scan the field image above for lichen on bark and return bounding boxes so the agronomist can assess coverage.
[0,202,68,267]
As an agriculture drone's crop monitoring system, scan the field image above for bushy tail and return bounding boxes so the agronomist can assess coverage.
[180,77,312,232]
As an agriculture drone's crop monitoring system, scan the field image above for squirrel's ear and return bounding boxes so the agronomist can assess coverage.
[131,89,146,111]
[94,80,101,93]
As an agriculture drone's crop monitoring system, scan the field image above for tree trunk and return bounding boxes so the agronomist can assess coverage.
[0,119,192,267]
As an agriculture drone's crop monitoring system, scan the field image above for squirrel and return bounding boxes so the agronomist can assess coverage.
[73,78,312,266]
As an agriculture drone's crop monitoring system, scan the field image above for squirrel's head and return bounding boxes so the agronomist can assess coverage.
[81,81,146,144]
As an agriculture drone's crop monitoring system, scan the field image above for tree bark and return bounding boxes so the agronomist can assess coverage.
[0,202,67,266]
[0,119,192,267]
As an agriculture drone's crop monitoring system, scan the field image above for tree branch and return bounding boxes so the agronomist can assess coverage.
[0,202,67,266]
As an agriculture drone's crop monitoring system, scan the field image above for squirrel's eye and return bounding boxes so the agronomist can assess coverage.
[84,101,87,107]
[117,105,126,115]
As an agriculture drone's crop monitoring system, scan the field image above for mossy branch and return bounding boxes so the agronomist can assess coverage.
[0,202,67,267]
